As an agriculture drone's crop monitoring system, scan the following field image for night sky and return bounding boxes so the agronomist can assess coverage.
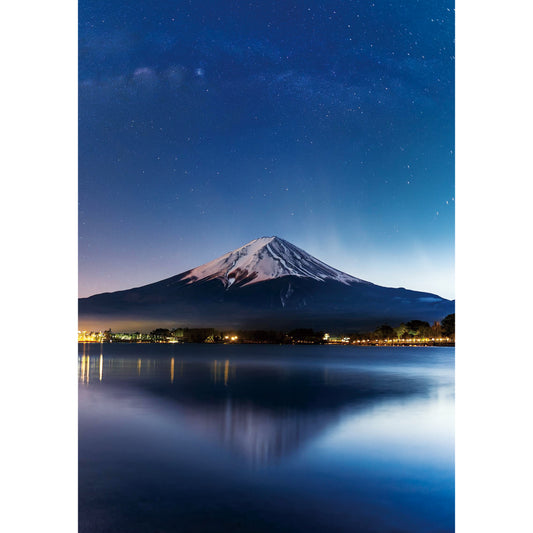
[79,0,454,299]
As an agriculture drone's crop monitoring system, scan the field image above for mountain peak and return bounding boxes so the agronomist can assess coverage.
[80,235,454,330]
[182,236,366,288]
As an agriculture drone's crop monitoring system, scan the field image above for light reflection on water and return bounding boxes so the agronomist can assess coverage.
[78,343,454,533]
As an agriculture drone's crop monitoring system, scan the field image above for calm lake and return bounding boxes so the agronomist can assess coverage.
[78,343,454,533]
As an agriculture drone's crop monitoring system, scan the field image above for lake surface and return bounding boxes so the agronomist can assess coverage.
[78,343,454,533]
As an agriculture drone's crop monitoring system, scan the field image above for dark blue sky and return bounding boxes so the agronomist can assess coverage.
[79,0,454,299]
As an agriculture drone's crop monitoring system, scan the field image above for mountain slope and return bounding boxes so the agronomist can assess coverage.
[79,236,454,331]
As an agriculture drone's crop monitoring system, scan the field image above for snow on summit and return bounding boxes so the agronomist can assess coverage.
[182,236,366,288]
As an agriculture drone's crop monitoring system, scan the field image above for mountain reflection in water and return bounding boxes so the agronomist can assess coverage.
[78,346,436,465]
[78,344,453,533]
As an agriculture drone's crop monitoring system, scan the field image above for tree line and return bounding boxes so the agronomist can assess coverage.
[99,314,454,344]
[361,313,455,341]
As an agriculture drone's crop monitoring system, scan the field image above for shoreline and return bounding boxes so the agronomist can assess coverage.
[78,339,455,347]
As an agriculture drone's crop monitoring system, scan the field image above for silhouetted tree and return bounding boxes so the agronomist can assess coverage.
[441,314,455,337]
[395,323,408,339]
[374,325,395,339]
[150,328,171,341]
[406,320,430,336]
[431,321,442,337]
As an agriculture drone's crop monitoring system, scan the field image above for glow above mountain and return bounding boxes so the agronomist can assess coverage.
[182,236,366,288]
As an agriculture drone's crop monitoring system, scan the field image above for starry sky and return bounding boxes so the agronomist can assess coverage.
[79,0,454,299]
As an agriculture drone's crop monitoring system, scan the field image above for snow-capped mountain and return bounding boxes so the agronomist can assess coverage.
[79,236,454,331]
[182,236,365,288]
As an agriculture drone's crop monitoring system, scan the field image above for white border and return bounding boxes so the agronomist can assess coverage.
[3,1,78,532]
[456,1,532,531]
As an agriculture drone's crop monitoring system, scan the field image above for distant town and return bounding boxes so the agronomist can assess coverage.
[78,314,455,346]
